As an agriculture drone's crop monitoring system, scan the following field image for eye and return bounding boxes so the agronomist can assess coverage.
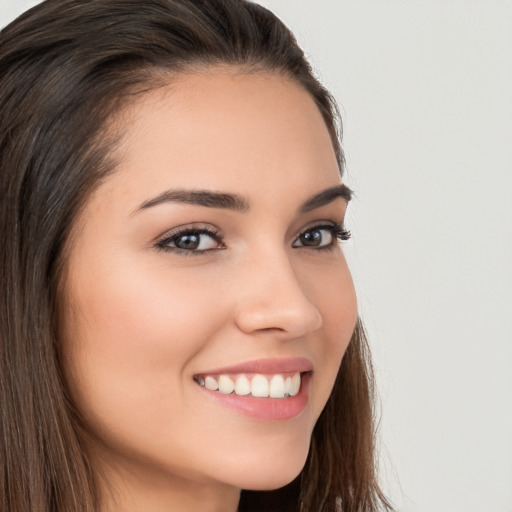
[292,223,351,249]
[156,226,224,253]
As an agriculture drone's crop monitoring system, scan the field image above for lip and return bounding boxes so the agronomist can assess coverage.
[194,357,313,421]
[195,357,313,376]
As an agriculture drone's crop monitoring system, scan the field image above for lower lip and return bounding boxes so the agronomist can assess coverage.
[198,373,311,421]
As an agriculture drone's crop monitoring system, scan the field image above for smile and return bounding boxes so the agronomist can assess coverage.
[194,372,302,399]
[192,358,313,420]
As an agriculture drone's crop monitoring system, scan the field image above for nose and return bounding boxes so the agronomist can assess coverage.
[234,251,323,339]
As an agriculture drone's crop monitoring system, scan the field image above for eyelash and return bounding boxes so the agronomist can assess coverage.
[155,225,222,256]
[297,224,351,249]
[155,223,351,256]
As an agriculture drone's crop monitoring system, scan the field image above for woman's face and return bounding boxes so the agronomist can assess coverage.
[60,69,357,506]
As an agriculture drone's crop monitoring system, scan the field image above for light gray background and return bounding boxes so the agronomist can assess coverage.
[2,1,511,511]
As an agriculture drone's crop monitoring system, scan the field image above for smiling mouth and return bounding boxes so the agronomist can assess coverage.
[193,372,307,399]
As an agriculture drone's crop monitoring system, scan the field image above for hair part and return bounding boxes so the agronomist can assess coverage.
[0,1,390,511]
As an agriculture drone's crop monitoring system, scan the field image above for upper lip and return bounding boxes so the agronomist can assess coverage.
[196,357,313,376]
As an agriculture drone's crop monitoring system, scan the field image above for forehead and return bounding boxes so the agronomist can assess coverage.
[97,69,341,212]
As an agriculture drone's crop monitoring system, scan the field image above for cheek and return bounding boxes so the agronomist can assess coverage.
[67,258,221,361]
[303,257,358,404]
[321,270,357,355]
[59,256,238,473]
[59,256,226,425]
[306,252,357,332]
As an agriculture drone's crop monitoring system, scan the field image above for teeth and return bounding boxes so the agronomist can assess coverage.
[269,375,285,398]
[196,372,302,399]
[284,376,292,395]
[204,376,218,391]
[290,373,301,396]
[218,375,235,394]
[251,374,269,397]
[234,375,251,396]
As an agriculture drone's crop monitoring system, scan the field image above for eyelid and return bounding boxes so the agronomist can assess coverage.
[292,221,351,248]
[295,220,346,238]
[154,223,224,253]
[153,219,350,255]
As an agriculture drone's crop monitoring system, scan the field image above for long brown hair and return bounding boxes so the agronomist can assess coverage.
[0,1,392,511]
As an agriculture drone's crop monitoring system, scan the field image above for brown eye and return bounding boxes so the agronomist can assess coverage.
[293,227,334,248]
[174,233,203,250]
[157,228,223,253]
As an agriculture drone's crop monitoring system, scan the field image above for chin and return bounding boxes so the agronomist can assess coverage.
[226,438,311,491]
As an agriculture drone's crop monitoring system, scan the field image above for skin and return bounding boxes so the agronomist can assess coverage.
[60,68,358,512]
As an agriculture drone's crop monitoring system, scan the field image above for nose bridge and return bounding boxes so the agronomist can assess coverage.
[234,245,323,338]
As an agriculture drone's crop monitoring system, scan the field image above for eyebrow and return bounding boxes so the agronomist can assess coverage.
[138,189,250,212]
[299,184,352,212]
[136,184,352,213]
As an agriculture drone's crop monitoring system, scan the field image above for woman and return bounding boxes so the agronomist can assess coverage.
[0,1,392,511]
